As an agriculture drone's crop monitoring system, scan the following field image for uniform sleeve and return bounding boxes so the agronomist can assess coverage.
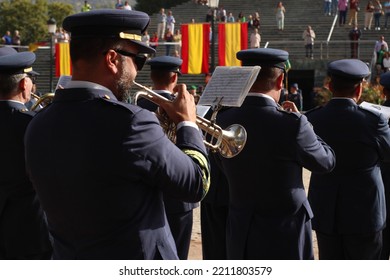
[295,114,336,173]
[123,108,210,202]
[376,114,390,162]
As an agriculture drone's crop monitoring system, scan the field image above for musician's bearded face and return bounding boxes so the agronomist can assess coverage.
[116,55,135,102]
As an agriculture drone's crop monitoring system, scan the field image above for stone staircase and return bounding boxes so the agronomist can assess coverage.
[32,0,389,95]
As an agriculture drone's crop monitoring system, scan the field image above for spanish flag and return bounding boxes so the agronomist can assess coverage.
[181,23,210,74]
[218,22,248,66]
[55,42,72,77]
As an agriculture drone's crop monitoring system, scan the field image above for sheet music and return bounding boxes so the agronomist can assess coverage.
[196,105,210,118]
[55,75,72,90]
[360,101,390,119]
[198,66,261,107]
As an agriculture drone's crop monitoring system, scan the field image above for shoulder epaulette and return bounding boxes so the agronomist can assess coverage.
[98,94,140,113]
[358,105,383,118]
[18,108,35,117]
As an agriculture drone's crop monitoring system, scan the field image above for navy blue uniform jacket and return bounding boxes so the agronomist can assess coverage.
[306,98,390,234]
[24,88,209,260]
[216,96,335,259]
[0,101,52,259]
[137,91,199,214]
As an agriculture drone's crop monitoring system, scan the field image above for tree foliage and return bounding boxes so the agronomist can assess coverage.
[48,2,75,31]
[0,0,74,45]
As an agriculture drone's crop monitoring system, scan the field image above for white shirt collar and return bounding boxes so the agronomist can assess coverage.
[331,97,355,101]
[246,92,276,103]
[0,99,25,105]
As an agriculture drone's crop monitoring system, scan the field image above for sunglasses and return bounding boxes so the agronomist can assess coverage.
[27,75,37,84]
[109,49,147,71]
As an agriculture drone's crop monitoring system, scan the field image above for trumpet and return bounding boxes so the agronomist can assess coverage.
[132,81,247,158]
[30,92,55,111]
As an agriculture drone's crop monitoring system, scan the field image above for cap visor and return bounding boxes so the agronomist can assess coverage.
[132,40,155,54]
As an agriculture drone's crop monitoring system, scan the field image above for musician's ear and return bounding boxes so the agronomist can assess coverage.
[276,72,284,90]
[170,72,178,84]
[329,80,334,93]
[355,82,363,102]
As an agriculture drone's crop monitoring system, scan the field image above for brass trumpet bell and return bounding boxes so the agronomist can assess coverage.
[132,81,247,158]
[30,93,55,111]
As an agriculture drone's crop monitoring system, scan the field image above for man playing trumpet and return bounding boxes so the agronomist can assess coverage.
[24,9,210,260]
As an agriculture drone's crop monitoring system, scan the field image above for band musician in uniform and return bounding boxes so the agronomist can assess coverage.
[24,9,210,260]
[379,72,390,260]
[212,48,336,260]
[201,139,229,259]
[137,55,199,260]
[0,47,52,259]
[306,59,390,259]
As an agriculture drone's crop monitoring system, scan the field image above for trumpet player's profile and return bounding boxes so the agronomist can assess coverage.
[24,9,210,260]
[212,48,336,260]
[0,48,52,259]
[137,55,199,260]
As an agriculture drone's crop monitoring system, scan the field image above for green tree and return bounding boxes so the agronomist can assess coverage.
[48,2,75,32]
[0,0,74,45]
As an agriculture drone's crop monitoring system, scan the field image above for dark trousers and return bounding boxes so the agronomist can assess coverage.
[339,11,347,26]
[316,231,383,260]
[381,222,390,259]
[350,42,359,58]
[305,44,313,58]
[241,205,314,260]
[166,210,193,260]
[201,202,228,260]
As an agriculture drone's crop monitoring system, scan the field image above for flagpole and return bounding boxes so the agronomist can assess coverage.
[208,0,219,73]
[211,10,215,72]
[47,18,57,93]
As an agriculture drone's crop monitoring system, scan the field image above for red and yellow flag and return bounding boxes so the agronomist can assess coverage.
[181,23,210,74]
[218,22,248,66]
[55,42,72,77]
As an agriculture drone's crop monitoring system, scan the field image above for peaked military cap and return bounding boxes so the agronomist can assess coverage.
[380,71,390,89]
[0,46,17,57]
[63,9,155,54]
[146,56,182,74]
[327,59,370,80]
[0,51,36,75]
[236,48,289,70]
[291,83,299,88]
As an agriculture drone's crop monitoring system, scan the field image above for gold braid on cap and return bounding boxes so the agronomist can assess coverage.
[119,32,141,41]
[23,67,33,73]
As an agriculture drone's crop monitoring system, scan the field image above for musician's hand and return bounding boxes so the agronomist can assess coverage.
[282,101,299,113]
[159,84,197,124]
